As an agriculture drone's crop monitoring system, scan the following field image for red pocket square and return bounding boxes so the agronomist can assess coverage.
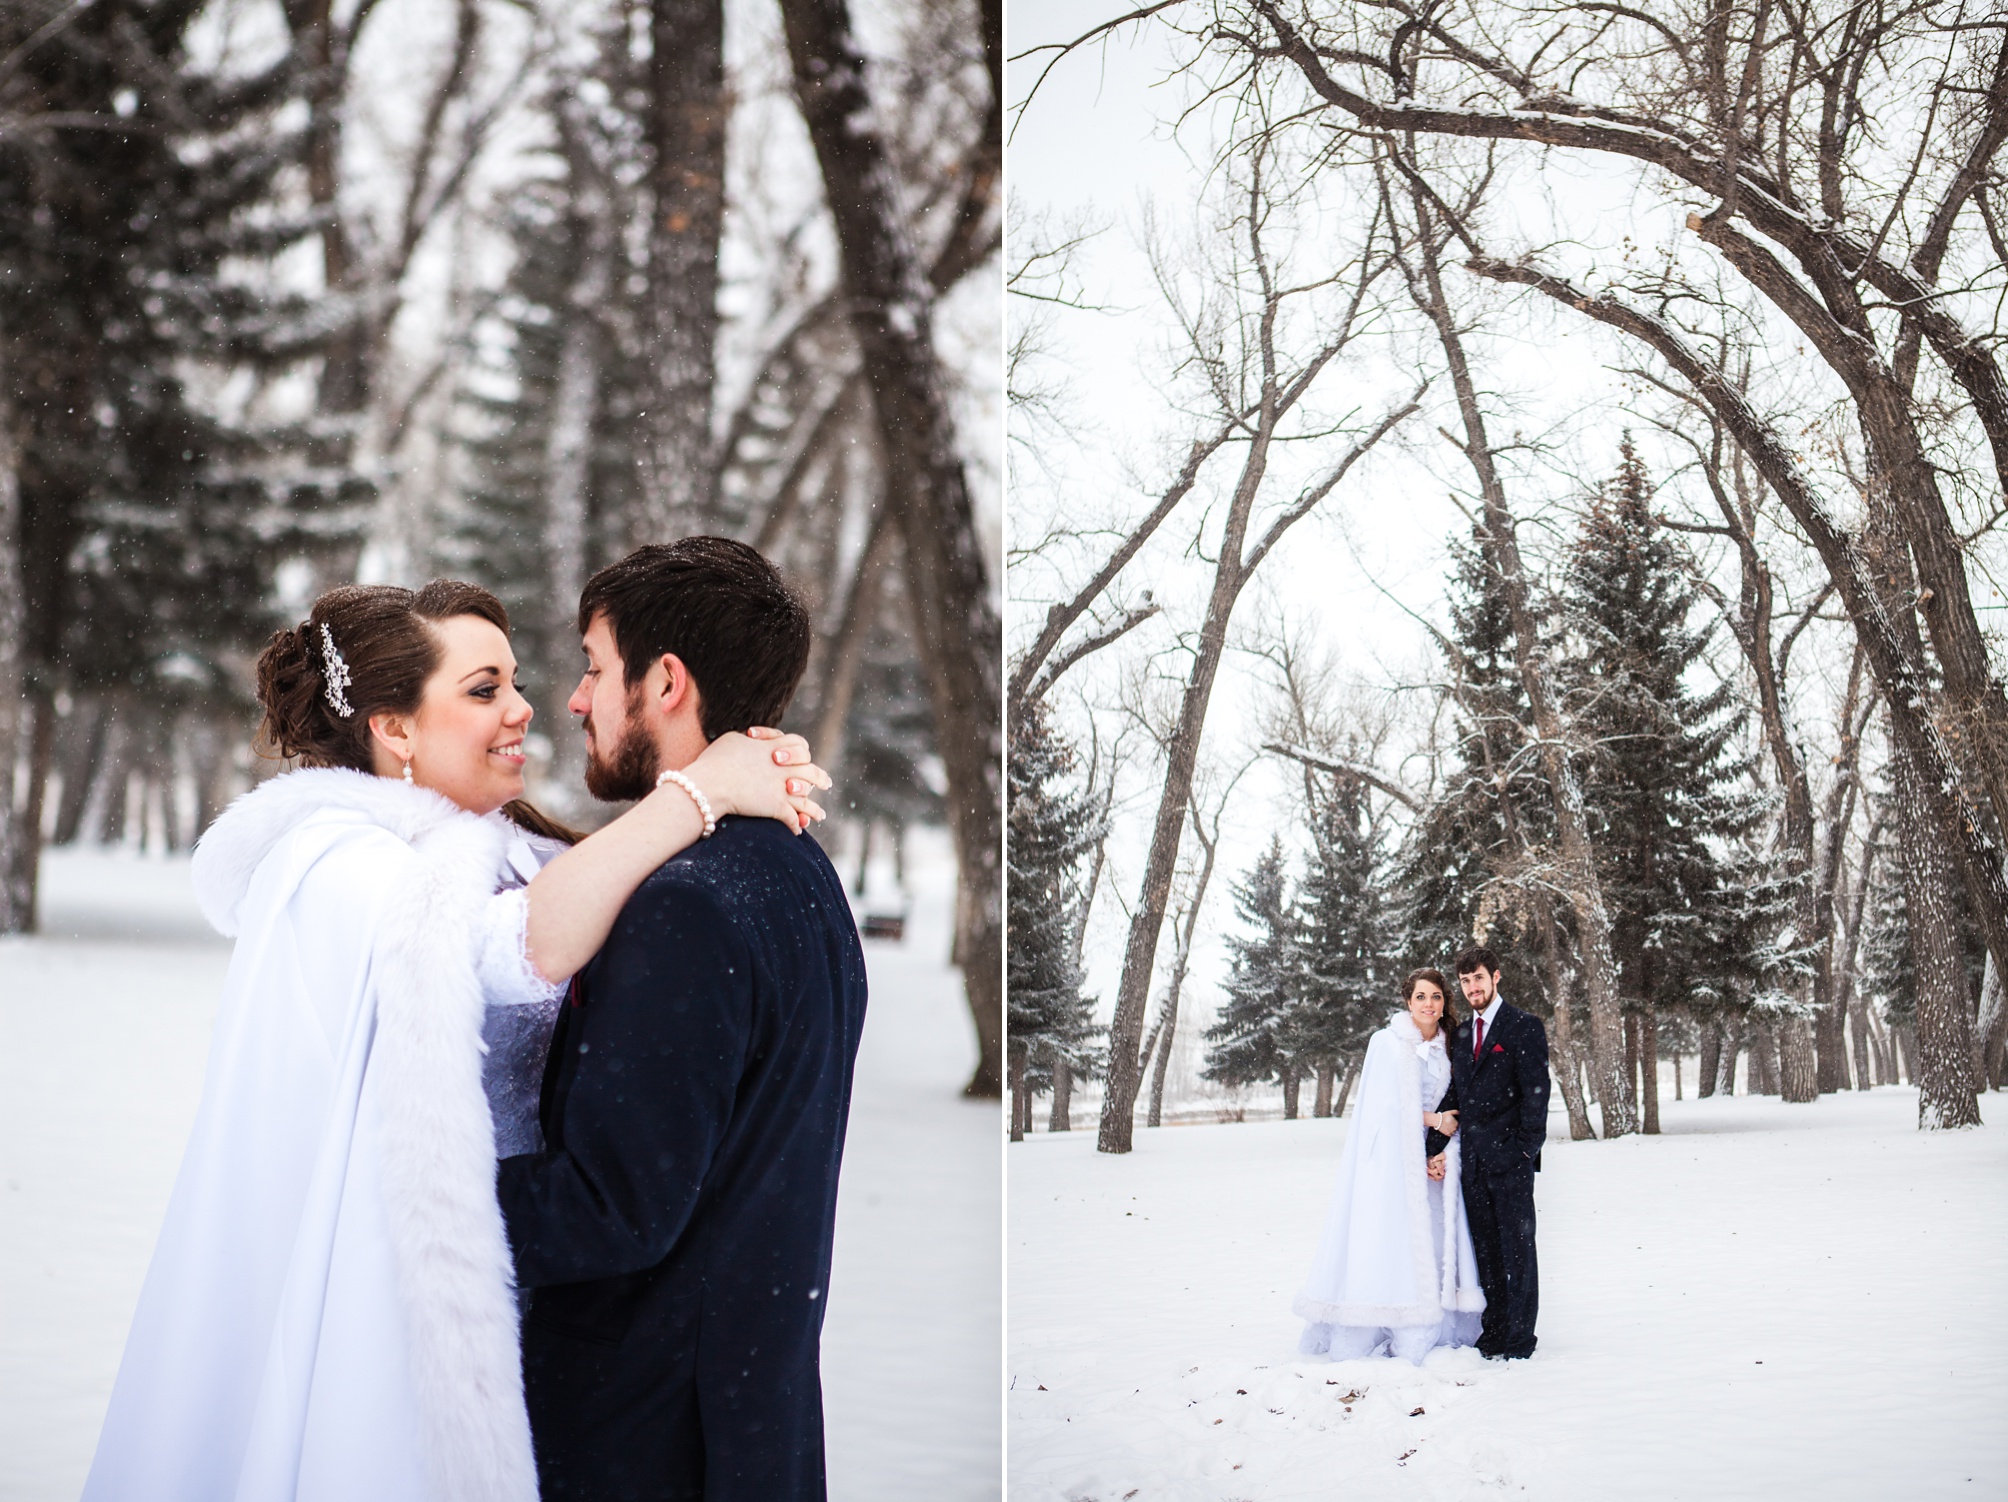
[1490,1043,1507,1053]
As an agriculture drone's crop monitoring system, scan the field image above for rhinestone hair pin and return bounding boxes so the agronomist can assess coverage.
[319,622,355,718]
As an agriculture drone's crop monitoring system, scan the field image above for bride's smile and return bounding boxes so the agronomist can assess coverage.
[367,613,537,815]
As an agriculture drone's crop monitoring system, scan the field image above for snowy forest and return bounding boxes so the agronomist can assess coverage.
[1005,0,2008,1148]
[0,0,1004,1089]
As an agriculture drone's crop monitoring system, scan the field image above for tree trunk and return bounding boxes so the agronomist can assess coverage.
[780,0,1003,1097]
[1313,1062,1335,1118]
[539,239,607,811]
[1974,952,2006,1091]
[1778,1017,1819,1104]
[1146,1000,1178,1129]
[1148,820,1221,1132]
[1334,1052,1363,1116]
[1888,736,1984,1126]
[0,369,28,933]
[1409,204,1634,1134]
[1624,1012,1641,1118]
[1535,894,1595,1137]
[1848,996,1874,1091]
[1698,1021,1721,1099]
[1008,1041,1027,1143]
[1897,1025,1919,1085]
[1720,1026,1743,1096]
[812,509,898,778]
[1673,1050,1683,1102]
[638,0,726,539]
[1281,1066,1301,1121]
[1048,1059,1073,1133]
[1753,1026,1781,1096]
[1640,1008,1660,1134]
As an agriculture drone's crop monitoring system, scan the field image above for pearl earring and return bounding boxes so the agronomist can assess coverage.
[402,757,414,786]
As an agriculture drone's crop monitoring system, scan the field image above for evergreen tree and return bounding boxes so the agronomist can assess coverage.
[1006,698,1104,1137]
[1396,528,1560,1009]
[1289,775,1392,1097]
[1563,437,1771,1109]
[1204,838,1298,1098]
[2,1,344,906]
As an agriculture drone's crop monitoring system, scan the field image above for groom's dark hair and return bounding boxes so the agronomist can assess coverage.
[579,538,811,740]
[1454,944,1502,976]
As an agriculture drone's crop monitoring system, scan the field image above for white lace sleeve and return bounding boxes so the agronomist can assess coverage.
[475,887,567,1008]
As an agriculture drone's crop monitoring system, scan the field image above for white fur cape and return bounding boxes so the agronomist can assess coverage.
[1292,1012,1485,1330]
[82,769,539,1502]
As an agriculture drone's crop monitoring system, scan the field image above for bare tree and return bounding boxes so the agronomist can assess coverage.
[780,0,1005,1095]
[1143,749,1252,1128]
[1085,128,1419,1153]
[1221,1,2005,1127]
[0,350,24,930]
[283,0,527,460]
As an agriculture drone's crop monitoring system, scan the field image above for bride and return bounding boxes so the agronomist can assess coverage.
[82,579,829,1502]
[1294,968,1485,1364]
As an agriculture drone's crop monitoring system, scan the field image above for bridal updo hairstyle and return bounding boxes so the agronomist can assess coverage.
[255,580,508,771]
[577,536,811,736]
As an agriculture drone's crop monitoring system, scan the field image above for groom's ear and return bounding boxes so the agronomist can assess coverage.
[652,652,701,719]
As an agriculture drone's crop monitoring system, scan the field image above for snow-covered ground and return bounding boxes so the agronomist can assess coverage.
[1010,1087,2006,1500]
[0,836,999,1502]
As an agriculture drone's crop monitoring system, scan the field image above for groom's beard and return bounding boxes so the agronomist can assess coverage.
[582,691,659,802]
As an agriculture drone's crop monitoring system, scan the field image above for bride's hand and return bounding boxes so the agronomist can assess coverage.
[684,728,831,832]
[1428,1110,1459,1137]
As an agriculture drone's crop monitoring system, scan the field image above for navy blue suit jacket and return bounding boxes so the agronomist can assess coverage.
[1426,1000,1549,1174]
[497,816,868,1502]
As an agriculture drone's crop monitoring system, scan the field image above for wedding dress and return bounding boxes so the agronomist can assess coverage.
[1293,1011,1484,1364]
[82,769,561,1502]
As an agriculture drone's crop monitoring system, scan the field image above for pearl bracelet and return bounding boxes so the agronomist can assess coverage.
[655,768,716,838]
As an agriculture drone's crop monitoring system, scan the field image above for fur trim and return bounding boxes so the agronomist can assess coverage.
[191,768,476,936]
[193,768,539,1501]
[374,811,539,1502]
[1293,1014,1483,1328]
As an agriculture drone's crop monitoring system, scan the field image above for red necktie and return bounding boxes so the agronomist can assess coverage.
[1473,1015,1484,1062]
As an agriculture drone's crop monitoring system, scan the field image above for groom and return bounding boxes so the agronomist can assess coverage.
[1425,945,1548,1360]
[498,538,868,1500]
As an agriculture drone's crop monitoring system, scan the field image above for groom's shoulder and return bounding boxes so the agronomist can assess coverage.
[633,817,846,915]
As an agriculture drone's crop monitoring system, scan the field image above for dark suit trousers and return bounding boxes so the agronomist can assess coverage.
[1464,1166,1538,1357]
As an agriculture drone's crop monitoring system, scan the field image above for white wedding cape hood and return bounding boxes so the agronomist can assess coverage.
[82,768,539,1502]
[1292,1012,1485,1329]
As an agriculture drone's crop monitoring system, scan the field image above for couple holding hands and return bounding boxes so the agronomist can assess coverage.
[1295,947,1548,1366]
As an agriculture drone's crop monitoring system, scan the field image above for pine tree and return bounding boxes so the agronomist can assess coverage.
[1204,838,1297,1102]
[1,1,341,913]
[1288,775,1392,1113]
[1563,436,1770,1129]
[1006,698,1104,1139]
[1396,528,1564,1016]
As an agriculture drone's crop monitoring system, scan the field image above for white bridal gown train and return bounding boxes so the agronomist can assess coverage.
[1293,1011,1485,1364]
